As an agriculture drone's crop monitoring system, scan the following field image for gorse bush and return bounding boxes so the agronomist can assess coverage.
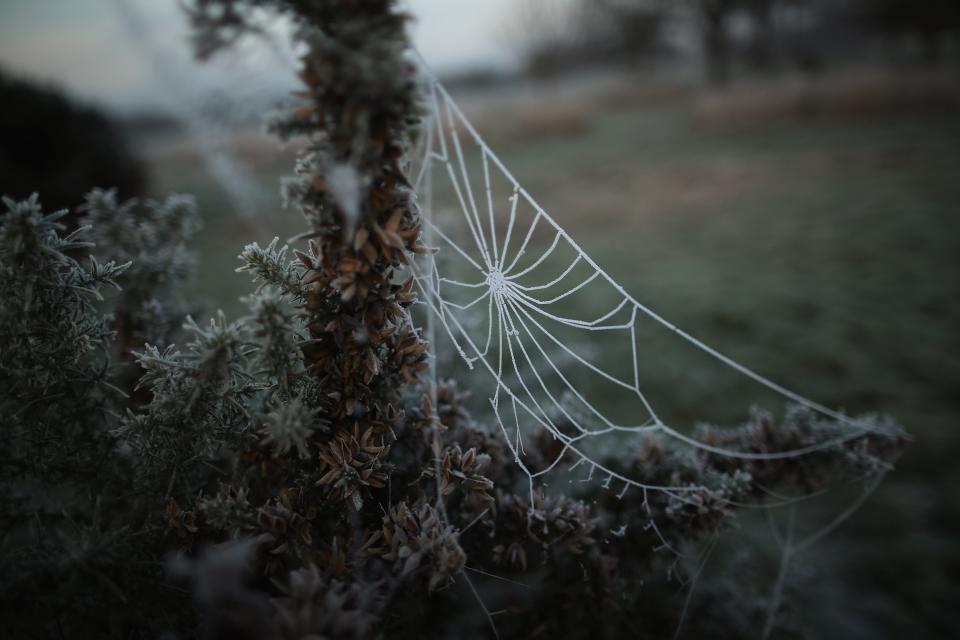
[0,2,907,639]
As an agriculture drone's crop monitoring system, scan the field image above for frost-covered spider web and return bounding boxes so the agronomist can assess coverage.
[405,68,890,509]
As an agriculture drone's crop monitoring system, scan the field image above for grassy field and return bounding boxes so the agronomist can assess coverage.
[144,71,960,638]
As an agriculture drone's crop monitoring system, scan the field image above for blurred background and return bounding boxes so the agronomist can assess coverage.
[1,0,958,637]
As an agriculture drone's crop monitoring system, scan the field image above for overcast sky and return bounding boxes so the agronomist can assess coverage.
[0,0,524,113]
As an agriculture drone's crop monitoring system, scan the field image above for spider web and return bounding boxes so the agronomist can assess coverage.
[404,68,890,509]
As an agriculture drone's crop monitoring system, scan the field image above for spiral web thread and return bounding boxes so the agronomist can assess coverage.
[405,68,892,521]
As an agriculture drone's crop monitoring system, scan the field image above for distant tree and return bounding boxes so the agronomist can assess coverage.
[0,71,147,215]
[593,0,669,60]
[695,0,736,84]
[508,0,669,76]
[857,0,960,64]
[743,0,775,70]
